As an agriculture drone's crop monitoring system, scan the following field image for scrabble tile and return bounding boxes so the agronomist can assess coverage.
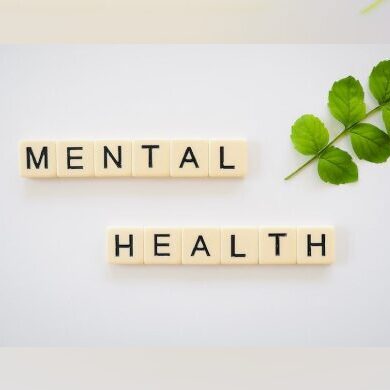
[94,140,132,177]
[209,140,247,177]
[182,228,220,264]
[221,227,258,264]
[297,226,335,265]
[57,141,95,177]
[19,140,57,178]
[144,228,182,265]
[170,140,209,177]
[259,227,297,264]
[132,140,170,177]
[107,227,144,264]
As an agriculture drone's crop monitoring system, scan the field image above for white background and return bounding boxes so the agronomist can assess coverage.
[0,45,389,347]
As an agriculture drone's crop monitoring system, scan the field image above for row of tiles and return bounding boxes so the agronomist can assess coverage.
[107,227,335,265]
[19,140,247,178]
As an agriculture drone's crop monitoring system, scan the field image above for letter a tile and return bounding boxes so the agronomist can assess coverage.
[171,141,209,177]
[182,228,220,264]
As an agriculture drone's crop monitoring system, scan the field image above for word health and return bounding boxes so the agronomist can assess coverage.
[107,226,335,265]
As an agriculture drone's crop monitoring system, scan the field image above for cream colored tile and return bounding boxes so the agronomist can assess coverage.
[297,226,335,265]
[19,140,57,178]
[209,140,247,177]
[94,140,132,177]
[170,140,209,177]
[182,228,220,264]
[57,141,95,177]
[259,227,297,265]
[221,227,258,264]
[107,227,144,264]
[144,228,182,265]
[132,140,170,177]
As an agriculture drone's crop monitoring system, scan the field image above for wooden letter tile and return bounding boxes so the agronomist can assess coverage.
[297,226,334,265]
[182,228,220,264]
[107,227,144,264]
[57,141,95,177]
[209,140,247,177]
[170,140,209,177]
[221,227,258,264]
[259,227,297,264]
[94,140,132,177]
[144,228,182,265]
[132,140,170,177]
[19,140,57,178]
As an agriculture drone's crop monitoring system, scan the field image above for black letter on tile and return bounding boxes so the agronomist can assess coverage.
[268,233,287,256]
[191,235,210,256]
[104,146,122,168]
[154,234,170,256]
[220,147,235,169]
[67,147,83,169]
[307,234,326,256]
[26,146,48,169]
[115,234,133,257]
[142,145,159,168]
[230,235,245,257]
[180,147,199,168]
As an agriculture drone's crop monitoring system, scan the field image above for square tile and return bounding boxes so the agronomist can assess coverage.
[57,140,95,177]
[94,140,132,177]
[19,140,57,178]
[259,227,297,264]
[209,140,247,177]
[107,227,144,264]
[182,228,220,264]
[171,140,209,177]
[221,227,258,264]
[297,226,335,265]
[132,140,170,177]
[144,228,182,265]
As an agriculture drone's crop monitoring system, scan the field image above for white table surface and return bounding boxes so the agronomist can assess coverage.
[1,45,389,346]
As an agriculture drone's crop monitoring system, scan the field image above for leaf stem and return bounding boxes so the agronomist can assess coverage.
[361,0,384,14]
[284,105,383,180]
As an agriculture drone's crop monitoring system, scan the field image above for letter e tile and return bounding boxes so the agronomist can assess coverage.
[57,141,95,177]
[144,228,182,265]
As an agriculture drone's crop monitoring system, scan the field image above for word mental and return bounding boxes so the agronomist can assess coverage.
[107,226,335,265]
[19,140,247,178]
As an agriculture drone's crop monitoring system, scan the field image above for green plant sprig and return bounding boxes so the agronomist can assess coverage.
[285,59,390,185]
[361,0,384,13]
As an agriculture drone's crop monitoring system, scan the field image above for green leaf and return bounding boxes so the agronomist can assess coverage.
[328,76,366,128]
[350,123,390,163]
[318,146,358,185]
[369,59,390,104]
[383,104,390,134]
[291,114,329,155]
